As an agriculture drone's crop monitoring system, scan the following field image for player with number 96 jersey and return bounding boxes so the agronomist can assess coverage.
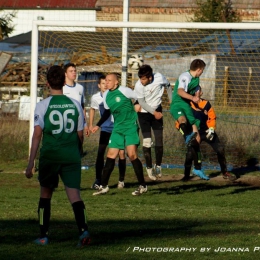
[34,95,84,163]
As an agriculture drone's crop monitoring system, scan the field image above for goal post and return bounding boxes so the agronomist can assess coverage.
[30,20,260,167]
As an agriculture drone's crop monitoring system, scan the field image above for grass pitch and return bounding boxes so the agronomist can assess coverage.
[0,165,260,260]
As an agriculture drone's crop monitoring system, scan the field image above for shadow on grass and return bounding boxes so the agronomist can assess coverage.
[230,157,260,178]
[231,166,260,178]
[108,175,259,196]
[0,217,258,247]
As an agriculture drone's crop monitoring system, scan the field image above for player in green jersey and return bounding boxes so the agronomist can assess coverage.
[170,59,206,146]
[92,73,147,196]
[25,65,90,247]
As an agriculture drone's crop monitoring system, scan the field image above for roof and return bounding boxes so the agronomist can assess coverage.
[193,30,260,55]
[1,0,260,9]
[0,0,97,9]
[96,0,197,8]
[1,31,31,45]
[96,0,260,9]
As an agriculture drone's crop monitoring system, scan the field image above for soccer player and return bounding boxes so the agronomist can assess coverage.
[177,86,236,181]
[25,65,90,247]
[91,73,147,196]
[134,64,172,180]
[89,75,126,189]
[63,63,90,146]
[170,59,206,146]
[170,59,206,179]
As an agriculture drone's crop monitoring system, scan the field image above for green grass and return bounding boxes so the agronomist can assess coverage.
[1,165,260,260]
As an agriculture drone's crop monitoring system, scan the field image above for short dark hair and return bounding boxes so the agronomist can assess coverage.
[98,74,106,84]
[107,73,121,81]
[138,64,153,79]
[47,65,65,90]
[64,62,76,73]
[190,59,206,71]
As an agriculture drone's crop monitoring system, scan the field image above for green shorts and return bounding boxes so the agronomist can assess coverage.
[108,127,140,149]
[170,101,200,129]
[38,157,81,189]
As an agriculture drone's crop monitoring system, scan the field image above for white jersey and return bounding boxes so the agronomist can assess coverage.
[90,91,114,132]
[63,82,85,107]
[90,92,103,110]
[134,72,170,113]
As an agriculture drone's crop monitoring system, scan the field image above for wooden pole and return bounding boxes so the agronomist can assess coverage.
[246,67,252,106]
[223,66,229,107]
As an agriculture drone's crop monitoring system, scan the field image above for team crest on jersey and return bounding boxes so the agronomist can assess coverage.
[115,97,121,102]
[34,114,39,121]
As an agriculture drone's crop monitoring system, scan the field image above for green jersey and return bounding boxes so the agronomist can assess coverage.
[34,95,84,163]
[103,86,138,132]
[171,71,200,104]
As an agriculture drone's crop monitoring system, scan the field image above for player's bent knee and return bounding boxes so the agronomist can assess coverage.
[143,138,152,148]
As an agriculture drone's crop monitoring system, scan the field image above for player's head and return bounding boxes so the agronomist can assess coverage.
[190,59,206,77]
[138,64,153,86]
[47,65,65,90]
[64,62,77,81]
[105,73,119,91]
[98,75,107,93]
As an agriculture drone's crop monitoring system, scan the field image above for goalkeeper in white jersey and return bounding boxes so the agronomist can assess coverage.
[134,64,172,180]
[92,73,147,196]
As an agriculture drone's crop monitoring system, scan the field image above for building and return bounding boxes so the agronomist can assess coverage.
[0,0,98,37]
[96,0,260,23]
[0,0,260,38]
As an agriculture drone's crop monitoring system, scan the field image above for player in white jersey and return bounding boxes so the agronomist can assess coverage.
[63,63,90,139]
[134,64,172,180]
[89,75,126,189]
[25,65,90,247]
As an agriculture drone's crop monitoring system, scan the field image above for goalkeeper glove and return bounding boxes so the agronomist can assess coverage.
[205,127,214,141]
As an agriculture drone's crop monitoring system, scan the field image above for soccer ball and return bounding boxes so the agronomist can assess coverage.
[128,54,144,71]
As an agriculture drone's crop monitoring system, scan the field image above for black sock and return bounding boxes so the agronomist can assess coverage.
[184,146,193,177]
[95,144,107,181]
[118,158,126,182]
[101,158,115,186]
[72,201,88,235]
[179,123,190,137]
[38,198,51,238]
[143,147,152,168]
[131,158,146,186]
[155,146,163,166]
[192,141,201,169]
[184,166,192,178]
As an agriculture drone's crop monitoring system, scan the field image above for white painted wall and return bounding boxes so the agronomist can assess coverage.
[1,9,96,37]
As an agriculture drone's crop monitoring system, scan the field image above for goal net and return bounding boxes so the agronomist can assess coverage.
[30,20,260,170]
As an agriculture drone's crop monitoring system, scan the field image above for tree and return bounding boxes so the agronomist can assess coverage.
[0,12,16,40]
[190,0,241,55]
[191,0,241,23]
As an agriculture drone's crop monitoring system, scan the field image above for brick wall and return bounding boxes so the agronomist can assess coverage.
[97,6,260,22]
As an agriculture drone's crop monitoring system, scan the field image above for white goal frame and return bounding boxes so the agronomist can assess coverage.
[30,20,260,150]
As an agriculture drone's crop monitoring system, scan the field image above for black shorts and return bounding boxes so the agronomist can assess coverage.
[137,112,163,138]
